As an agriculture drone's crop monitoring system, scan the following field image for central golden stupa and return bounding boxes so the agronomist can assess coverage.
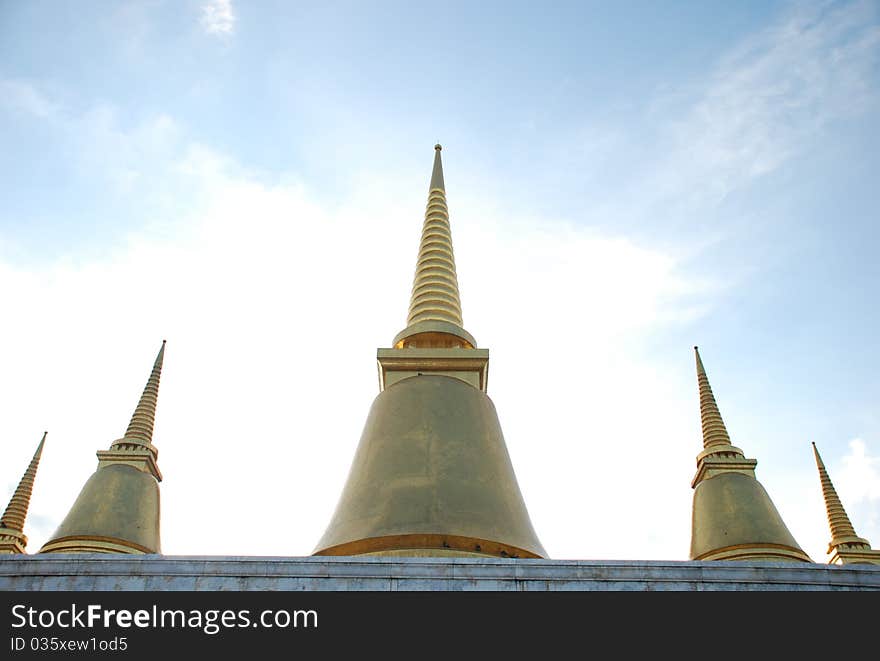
[313,145,546,558]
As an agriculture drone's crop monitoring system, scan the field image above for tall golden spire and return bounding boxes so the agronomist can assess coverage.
[695,347,732,449]
[406,144,463,328]
[40,341,166,554]
[379,145,487,392]
[314,145,545,558]
[393,144,476,351]
[689,346,811,562]
[0,432,47,554]
[812,442,879,565]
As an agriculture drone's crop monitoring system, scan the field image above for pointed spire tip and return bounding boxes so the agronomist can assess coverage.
[35,431,47,455]
[120,341,166,447]
[435,143,442,151]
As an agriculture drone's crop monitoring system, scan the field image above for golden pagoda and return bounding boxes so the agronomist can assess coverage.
[0,432,47,554]
[689,346,811,562]
[812,442,880,565]
[39,341,166,554]
[313,145,546,558]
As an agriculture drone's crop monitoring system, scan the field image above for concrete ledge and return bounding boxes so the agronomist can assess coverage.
[1,555,878,591]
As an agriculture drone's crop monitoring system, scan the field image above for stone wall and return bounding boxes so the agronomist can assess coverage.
[2,555,879,590]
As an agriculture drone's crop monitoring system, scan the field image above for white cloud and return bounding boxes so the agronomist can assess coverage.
[76,106,182,194]
[838,438,880,503]
[0,80,184,202]
[200,0,235,36]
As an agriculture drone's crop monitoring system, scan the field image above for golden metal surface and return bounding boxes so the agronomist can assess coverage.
[392,321,476,350]
[39,464,161,554]
[690,472,811,562]
[812,442,880,565]
[36,535,155,554]
[689,347,811,562]
[39,342,166,554]
[0,431,46,554]
[690,446,756,487]
[314,375,547,558]
[0,528,28,555]
[316,534,542,558]
[377,347,488,392]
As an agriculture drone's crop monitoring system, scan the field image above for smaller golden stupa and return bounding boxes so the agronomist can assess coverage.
[0,431,47,554]
[40,341,166,554]
[689,346,811,562]
[812,442,880,565]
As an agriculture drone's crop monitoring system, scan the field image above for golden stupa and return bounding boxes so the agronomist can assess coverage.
[39,341,166,554]
[689,346,811,562]
[313,145,546,558]
[0,432,47,554]
[812,442,880,565]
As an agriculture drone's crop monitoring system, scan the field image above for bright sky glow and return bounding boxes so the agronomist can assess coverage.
[1,0,878,562]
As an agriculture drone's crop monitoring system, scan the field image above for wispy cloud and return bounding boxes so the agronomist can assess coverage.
[0,79,59,119]
[200,0,235,36]
[658,0,880,208]
[0,78,180,179]
[550,0,880,274]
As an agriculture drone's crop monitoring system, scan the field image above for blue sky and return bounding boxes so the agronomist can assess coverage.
[1,0,878,562]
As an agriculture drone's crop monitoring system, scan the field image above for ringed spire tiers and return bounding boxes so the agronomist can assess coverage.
[689,346,811,562]
[40,341,167,554]
[314,145,546,558]
[0,432,47,554]
[117,339,165,453]
[812,442,880,565]
[392,143,476,352]
[695,347,732,449]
